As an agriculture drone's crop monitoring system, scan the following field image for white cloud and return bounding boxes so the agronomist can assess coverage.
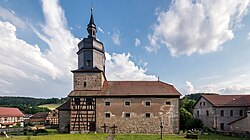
[248,32,250,40]
[184,81,197,94]
[219,85,250,94]
[111,28,121,46]
[98,26,104,33]
[147,0,250,56]
[105,52,157,81]
[0,7,27,29]
[135,38,141,46]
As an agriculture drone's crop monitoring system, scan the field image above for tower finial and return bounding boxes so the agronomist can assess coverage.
[87,3,96,38]
[91,2,93,15]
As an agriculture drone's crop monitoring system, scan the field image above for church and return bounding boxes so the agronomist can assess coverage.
[57,9,181,134]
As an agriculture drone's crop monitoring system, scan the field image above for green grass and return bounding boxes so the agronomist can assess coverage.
[115,134,185,140]
[0,133,248,140]
[0,133,108,140]
[38,104,61,110]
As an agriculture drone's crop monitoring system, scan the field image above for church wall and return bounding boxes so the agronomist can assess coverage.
[58,110,70,133]
[73,73,103,90]
[96,97,179,134]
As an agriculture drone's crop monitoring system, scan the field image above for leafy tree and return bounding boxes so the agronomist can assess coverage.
[180,97,196,113]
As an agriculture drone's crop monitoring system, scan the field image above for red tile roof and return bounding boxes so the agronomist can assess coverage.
[69,81,181,97]
[202,95,250,107]
[0,107,24,117]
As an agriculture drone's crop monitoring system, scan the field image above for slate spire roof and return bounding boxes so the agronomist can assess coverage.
[87,7,97,38]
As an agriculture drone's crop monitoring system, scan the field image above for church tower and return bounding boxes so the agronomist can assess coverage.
[70,8,105,133]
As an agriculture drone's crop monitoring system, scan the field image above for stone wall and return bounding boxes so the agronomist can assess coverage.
[58,110,70,133]
[96,97,179,134]
[230,112,250,133]
[73,73,103,90]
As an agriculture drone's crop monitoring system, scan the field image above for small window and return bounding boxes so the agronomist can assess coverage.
[203,102,205,106]
[165,101,171,105]
[206,110,209,116]
[86,98,92,105]
[240,110,243,116]
[145,113,151,118]
[220,123,224,130]
[145,101,151,106]
[105,101,111,106]
[197,111,199,117]
[75,98,80,105]
[86,60,91,67]
[221,110,224,117]
[124,101,131,106]
[200,102,202,106]
[125,113,130,118]
[230,110,233,116]
[84,82,87,87]
[105,113,111,118]
[4,117,7,121]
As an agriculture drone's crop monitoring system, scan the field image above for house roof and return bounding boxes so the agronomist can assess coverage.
[57,100,70,111]
[30,112,49,119]
[0,107,24,117]
[68,81,181,97]
[202,95,250,107]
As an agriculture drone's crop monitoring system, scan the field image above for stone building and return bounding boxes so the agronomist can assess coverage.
[193,95,250,132]
[57,9,181,134]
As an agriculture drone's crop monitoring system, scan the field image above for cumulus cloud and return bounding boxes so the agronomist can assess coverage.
[105,52,157,81]
[219,85,250,94]
[147,0,250,56]
[135,38,141,47]
[184,81,197,94]
[111,28,121,46]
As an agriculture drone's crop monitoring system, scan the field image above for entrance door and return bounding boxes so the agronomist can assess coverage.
[89,121,96,131]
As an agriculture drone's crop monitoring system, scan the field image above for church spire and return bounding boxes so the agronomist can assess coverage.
[87,7,97,38]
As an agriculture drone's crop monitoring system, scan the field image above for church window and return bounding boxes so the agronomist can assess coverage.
[105,112,111,118]
[86,60,91,67]
[145,101,151,106]
[105,101,111,106]
[86,98,92,105]
[124,101,131,106]
[84,82,87,87]
[145,113,151,118]
[125,113,130,118]
[75,98,80,105]
[166,101,171,105]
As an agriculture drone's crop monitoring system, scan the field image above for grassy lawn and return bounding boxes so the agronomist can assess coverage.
[38,104,61,110]
[0,133,108,140]
[0,133,248,140]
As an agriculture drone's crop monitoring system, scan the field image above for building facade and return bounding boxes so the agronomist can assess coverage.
[57,9,181,134]
[193,95,250,132]
[0,107,24,128]
[30,110,58,126]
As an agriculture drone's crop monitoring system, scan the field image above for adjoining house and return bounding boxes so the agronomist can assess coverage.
[30,110,58,126]
[0,107,24,128]
[57,9,181,134]
[193,95,250,133]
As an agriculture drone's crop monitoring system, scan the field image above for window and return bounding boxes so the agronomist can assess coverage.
[145,101,151,106]
[105,101,111,106]
[197,111,199,117]
[84,82,87,87]
[166,101,171,105]
[203,102,205,106]
[206,110,209,116]
[124,101,131,106]
[4,117,7,121]
[75,98,80,105]
[200,102,202,106]
[240,110,243,116]
[105,113,111,118]
[221,110,224,117]
[220,123,224,130]
[86,60,91,67]
[86,98,92,105]
[125,113,130,118]
[145,113,151,118]
[230,110,233,116]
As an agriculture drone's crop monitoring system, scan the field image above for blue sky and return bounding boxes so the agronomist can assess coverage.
[0,0,250,98]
